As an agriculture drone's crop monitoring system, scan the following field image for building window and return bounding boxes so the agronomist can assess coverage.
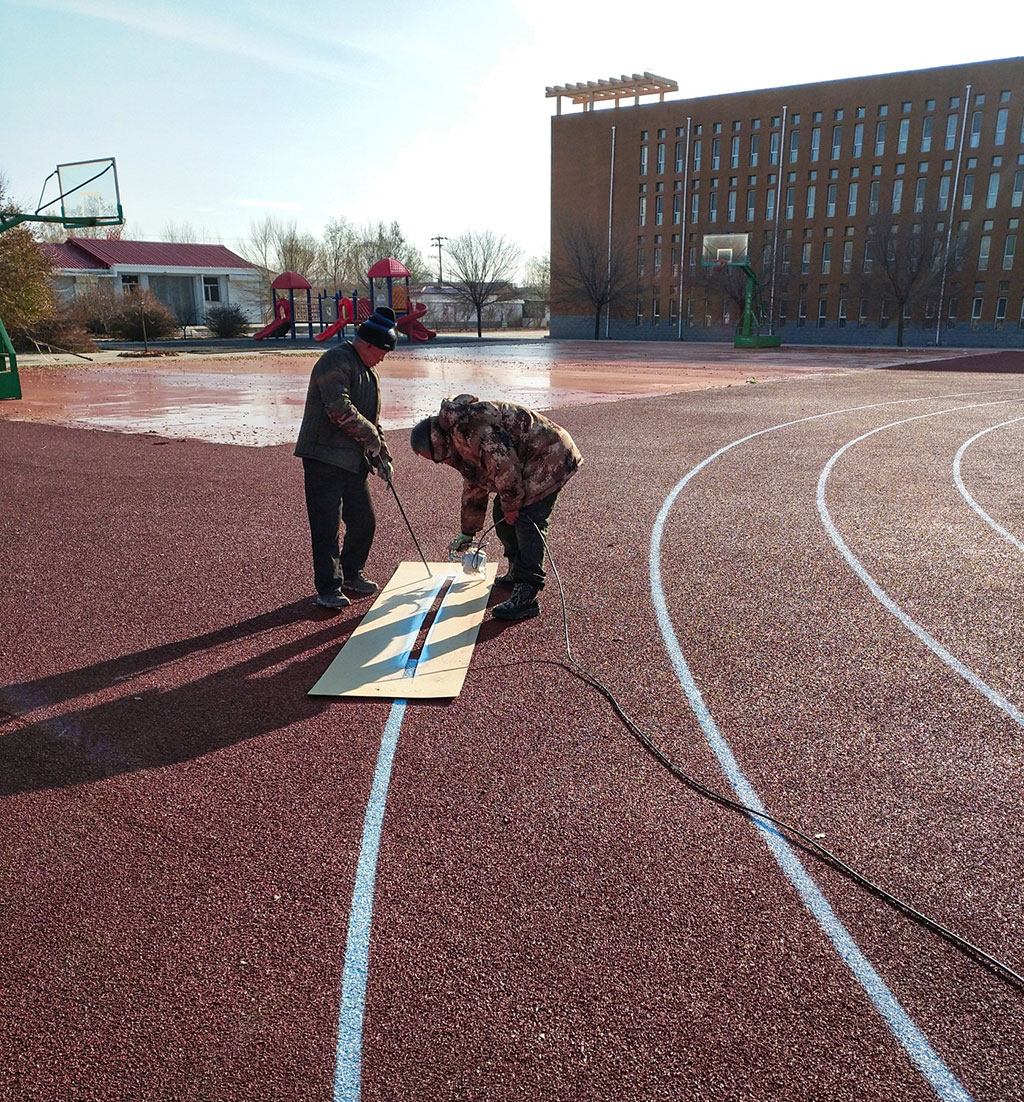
[1013,170,1024,207]
[945,114,958,150]
[789,130,799,163]
[810,127,820,162]
[781,243,791,274]
[657,143,665,174]
[765,189,775,221]
[920,116,933,152]
[986,172,1000,208]
[995,108,1008,146]
[853,122,864,157]
[826,182,837,217]
[640,146,648,175]
[806,184,816,218]
[675,141,684,173]
[831,125,842,159]
[801,242,811,274]
[750,134,759,166]
[693,140,702,171]
[635,300,644,326]
[652,298,660,325]
[121,274,139,293]
[978,235,991,270]
[202,276,221,302]
[1004,234,1017,270]
[653,245,662,275]
[892,178,903,214]
[874,120,886,156]
[797,299,806,326]
[914,177,927,213]
[869,180,881,214]
[769,133,779,165]
[673,194,682,224]
[996,297,1007,326]
[709,192,718,223]
[731,136,740,168]
[971,297,983,327]
[938,175,951,210]
[691,192,700,223]
[746,189,756,221]
[842,240,853,273]
[969,110,983,148]
[712,137,721,170]
[785,186,795,219]
[821,242,832,274]
[639,196,647,225]
[962,175,974,210]
[838,298,847,327]
[817,298,828,327]
[727,190,737,222]
[863,240,873,273]
[897,118,909,154]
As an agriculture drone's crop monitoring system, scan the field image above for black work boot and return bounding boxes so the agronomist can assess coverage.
[492,582,540,621]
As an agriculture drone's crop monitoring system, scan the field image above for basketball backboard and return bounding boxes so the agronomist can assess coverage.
[701,233,749,267]
[49,158,123,225]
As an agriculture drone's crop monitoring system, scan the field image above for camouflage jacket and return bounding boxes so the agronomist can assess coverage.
[294,342,390,472]
[435,394,582,534]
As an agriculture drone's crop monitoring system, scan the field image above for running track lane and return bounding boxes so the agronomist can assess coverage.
[648,386,1024,1102]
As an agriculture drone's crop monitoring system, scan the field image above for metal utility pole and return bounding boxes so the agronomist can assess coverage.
[431,235,448,285]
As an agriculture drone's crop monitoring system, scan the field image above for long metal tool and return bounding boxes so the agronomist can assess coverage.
[386,474,432,576]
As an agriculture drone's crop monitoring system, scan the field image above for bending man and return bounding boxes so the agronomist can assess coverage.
[410,393,582,621]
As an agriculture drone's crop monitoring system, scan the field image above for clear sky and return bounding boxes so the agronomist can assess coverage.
[2,0,1018,276]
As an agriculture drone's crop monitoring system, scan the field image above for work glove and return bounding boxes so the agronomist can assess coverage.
[373,456,394,483]
[449,533,474,554]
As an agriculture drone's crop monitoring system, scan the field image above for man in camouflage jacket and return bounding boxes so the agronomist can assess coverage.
[294,308,398,609]
[410,393,582,620]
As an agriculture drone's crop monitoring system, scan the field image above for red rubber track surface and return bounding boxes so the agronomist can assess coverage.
[2,353,1023,1101]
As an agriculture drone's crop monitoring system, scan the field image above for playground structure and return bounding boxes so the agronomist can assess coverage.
[1,158,124,400]
[702,233,781,350]
[253,256,436,345]
[253,271,313,341]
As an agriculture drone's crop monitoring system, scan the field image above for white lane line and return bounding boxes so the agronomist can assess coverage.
[953,417,1024,554]
[334,699,407,1102]
[648,393,1024,1102]
[818,399,1024,730]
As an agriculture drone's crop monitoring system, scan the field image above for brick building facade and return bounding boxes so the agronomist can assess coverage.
[549,57,1024,346]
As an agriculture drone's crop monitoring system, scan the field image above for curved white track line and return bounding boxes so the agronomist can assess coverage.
[817,399,1024,730]
[649,391,1024,1102]
[953,417,1024,554]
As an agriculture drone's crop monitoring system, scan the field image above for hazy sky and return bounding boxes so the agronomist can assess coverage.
[3,0,1018,275]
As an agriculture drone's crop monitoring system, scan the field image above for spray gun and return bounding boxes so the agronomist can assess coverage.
[448,533,487,575]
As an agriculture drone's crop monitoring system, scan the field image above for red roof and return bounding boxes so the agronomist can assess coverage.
[367,257,410,278]
[45,238,257,270]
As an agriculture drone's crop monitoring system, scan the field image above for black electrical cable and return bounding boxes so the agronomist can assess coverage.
[496,521,1024,995]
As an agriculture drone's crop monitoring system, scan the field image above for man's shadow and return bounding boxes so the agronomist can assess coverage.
[0,599,366,797]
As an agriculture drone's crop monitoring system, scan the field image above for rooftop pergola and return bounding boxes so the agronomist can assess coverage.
[545,71,678,114]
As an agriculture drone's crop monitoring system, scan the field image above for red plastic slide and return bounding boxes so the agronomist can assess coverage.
[314,298,354,343]
[253,298,292,340]
[396,301,437,342]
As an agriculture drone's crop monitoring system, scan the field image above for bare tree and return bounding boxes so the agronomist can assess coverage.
[443,230,522,337]
[522,253,550,299]
[552,219,632,339]
[858,207,960,346]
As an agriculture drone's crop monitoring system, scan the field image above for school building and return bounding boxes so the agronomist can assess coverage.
[547,56,1024,346]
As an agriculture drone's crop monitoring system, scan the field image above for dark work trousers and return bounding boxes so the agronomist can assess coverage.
[302,457,375,595]
[492,490,559,590]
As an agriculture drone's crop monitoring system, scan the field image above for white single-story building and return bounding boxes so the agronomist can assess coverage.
[44,238,265,324]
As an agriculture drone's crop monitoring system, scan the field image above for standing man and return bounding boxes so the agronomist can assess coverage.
[295,307,398,609]
[409,393,582,621]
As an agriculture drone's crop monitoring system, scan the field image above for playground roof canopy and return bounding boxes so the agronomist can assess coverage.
[367,257,410,279]
[271,270,313,290]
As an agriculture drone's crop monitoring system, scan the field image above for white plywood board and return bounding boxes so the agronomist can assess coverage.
[308,560,497,699]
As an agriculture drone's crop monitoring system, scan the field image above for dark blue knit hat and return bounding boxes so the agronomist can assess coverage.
[357,306,399,350]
